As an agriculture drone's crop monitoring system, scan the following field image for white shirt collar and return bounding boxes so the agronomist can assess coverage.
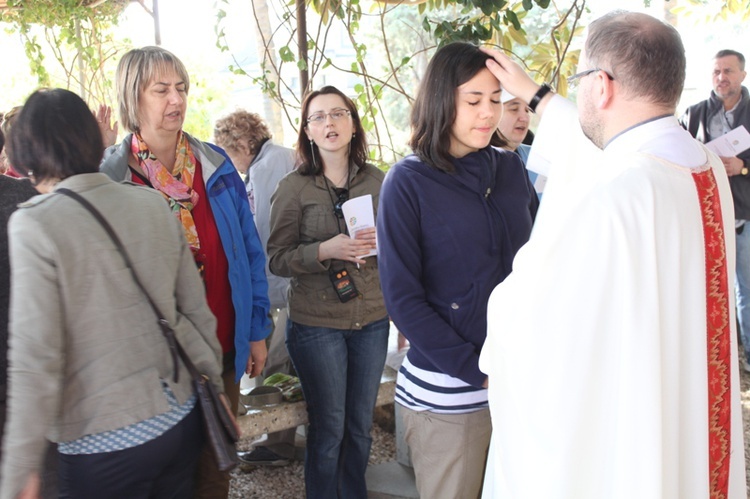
[605,115,707,168]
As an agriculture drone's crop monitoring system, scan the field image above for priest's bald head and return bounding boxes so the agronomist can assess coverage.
[576,11,686,148]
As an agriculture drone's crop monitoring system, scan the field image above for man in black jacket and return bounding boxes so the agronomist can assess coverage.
[680,49,750,370]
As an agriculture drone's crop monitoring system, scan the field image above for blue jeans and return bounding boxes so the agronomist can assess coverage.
[736,224,750,359]
[286,317,389,499]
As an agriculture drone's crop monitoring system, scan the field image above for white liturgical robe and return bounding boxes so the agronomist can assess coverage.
[479,96,746,499]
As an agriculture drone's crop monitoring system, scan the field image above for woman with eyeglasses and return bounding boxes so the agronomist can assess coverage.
[376,42,538,498]
[267,85,389,499]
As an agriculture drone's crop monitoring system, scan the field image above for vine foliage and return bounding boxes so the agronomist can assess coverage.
[1,0,127,106]
[216,0,585,166]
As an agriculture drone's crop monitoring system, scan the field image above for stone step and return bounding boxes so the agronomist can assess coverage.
[366,461,419,499]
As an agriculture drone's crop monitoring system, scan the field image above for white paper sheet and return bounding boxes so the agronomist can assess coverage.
[341,194,377,258]
[533,174,547,194]
[706,125,750,157]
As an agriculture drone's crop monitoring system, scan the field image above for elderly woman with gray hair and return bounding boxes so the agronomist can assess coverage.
[100,46,272,498]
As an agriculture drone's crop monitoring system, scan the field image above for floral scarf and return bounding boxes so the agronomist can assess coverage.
[130,131,201,250]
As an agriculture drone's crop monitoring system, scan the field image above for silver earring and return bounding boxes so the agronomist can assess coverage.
[310,139,317,169]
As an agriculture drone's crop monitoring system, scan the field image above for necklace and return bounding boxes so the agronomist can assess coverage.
[325,169,348,188]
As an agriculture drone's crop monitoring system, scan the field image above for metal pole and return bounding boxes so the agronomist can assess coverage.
[153,0,161,45]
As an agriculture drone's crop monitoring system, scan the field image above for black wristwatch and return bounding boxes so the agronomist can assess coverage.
[529,83,552,113]
[742,158,749,177]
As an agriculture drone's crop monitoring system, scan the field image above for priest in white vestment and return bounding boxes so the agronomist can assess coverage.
[479,11,746,499]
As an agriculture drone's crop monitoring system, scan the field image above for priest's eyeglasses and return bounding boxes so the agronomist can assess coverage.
[567,68,615,89]
[307,109,351,126]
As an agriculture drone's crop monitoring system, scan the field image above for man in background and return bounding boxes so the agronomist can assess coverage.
[680,49,750,371]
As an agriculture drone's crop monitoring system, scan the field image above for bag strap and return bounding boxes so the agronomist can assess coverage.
[56,188,203,385]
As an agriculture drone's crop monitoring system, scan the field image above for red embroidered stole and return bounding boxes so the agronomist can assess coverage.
[693,168,731,499]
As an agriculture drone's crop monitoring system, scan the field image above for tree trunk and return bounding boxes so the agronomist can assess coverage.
[296,0,308,97]
[252,0,286,142]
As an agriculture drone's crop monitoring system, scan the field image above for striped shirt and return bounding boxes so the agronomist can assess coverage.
[395,356,488,414]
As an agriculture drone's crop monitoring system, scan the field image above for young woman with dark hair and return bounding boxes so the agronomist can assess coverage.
[267,85,388,499]
[377,42,539,498]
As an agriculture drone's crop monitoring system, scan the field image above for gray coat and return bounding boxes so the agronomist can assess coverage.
[247,140,295,308]
[0,173,221,499]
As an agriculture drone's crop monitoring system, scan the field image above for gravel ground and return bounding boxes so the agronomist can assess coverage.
[229,410,396,498]
[232,365,750,498]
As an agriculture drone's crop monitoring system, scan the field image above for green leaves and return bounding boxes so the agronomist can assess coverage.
[279,45,296,63]
[671,0,750,23]
[4,0,124,102]
[505,10,520,30]
[217,0,578,169]
[417,0,544,45]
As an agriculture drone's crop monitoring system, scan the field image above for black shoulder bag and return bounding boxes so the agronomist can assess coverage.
[57,188,239,471]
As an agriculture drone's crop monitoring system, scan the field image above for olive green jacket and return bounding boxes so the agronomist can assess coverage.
[268,164,387,329]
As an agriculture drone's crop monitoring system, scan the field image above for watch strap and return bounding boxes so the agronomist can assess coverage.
[529,83,552,113]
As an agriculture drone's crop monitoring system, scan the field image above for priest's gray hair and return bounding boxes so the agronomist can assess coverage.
[585,10,686,110]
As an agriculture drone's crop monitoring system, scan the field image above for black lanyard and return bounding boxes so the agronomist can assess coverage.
[323,172,350,235]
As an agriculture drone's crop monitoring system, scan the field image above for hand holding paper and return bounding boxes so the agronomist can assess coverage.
[706,125,750,157]
[341,194,378,258]
[318,233,373,265]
